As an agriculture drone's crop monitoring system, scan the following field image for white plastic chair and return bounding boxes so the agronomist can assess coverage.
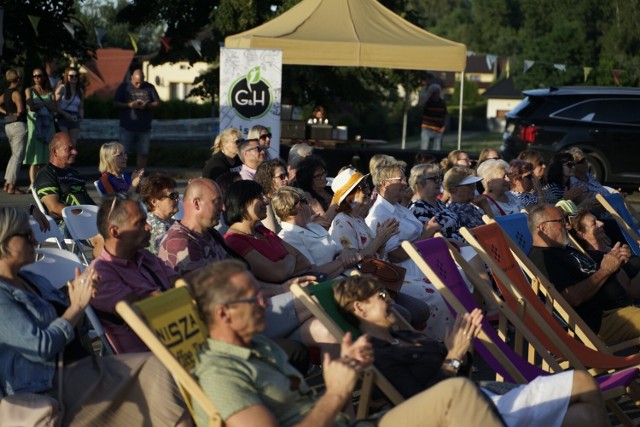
[20,248,115,355]
[94,180,106,197]
[29,216,75,251]
[61,205,99,265]
[30,186,47,215]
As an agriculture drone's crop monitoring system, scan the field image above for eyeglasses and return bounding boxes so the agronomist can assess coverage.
[32,74,43,78]
[540,217,566,226]
[273,173,288,181]
[575,158,588,165]
[313,171,327,179]
[159,192,180,202]
[259,133,272,140]
[563,161,576,168]
[226,290,267,306]
[9,231,36,245]
[377,289,389,301]
[422,175,442,184]
[246,146,265,153]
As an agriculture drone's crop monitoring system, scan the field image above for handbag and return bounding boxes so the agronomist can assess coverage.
[359,258,406,296]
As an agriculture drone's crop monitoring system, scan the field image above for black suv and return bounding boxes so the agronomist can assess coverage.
[501,86,640,187]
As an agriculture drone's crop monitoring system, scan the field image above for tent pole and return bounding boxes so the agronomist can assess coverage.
[401,72,409,150]
[457,71,464,150]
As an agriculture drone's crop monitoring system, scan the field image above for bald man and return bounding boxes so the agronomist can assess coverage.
[158,178,239,275]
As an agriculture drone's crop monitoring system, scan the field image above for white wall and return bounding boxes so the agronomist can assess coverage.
[486,98,521,132]
[142,61,212,103]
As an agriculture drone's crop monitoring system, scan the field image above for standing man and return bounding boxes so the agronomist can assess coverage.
[238,138,266,180]
[418,82,448,151]
[113,67,160,169]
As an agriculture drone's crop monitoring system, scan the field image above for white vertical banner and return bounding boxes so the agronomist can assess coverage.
[220,48,282,159]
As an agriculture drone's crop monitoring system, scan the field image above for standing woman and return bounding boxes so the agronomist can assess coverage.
[0,69,27,194]
[24,68,57,186]
[54,67,84,145]
[201,127,243,181]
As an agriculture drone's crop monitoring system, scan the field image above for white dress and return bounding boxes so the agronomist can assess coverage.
[365,196,453,340]
[279,222,340,265]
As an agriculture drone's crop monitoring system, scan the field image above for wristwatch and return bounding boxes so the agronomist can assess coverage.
[443,358,463,373]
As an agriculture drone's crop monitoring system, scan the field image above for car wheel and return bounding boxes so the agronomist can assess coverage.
[587,155,605,183]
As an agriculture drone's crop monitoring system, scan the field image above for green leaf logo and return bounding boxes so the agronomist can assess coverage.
[247,66,261,84]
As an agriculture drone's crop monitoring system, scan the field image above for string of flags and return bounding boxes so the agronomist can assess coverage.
[467,51,627,85]
[26,14,204,58]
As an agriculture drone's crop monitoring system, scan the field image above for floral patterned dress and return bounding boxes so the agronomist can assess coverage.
[408,198,464,244]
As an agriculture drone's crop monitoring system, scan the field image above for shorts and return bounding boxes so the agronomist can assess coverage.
[264,292,301,340]
[120,128,151,156]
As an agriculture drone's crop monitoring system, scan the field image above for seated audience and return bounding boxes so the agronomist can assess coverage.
[215,171,242,234]
[408,163,464,244]
[476,147,501,169]
[334,275,610,427]
[444,166,492,228]
[366,158,451,340]
[238,138,265,180]
[247,124,273,159]
[254,159,290,233]
[202,127,243,182]
[517,150,546,182]
[476,159,524,216]
[138,173,179,254]
[188,260,508,427]
[439,150,473,203]
[273,186,360,279]
[97,141,143,195]
[0,207,188,426]
[90,195,179,353]
[543,152,591,207]
[295,155,337,227]
[286,142,313,184]
[507,159,545,208]
[566,147,611,198]
[529,204,640,343]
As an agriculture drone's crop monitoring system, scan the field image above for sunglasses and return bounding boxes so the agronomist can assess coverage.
[563,161,576,168]
[32,74,43,78]
[377,289,389,301]
[107,193,130,226]
[9,230,37,245]
[159,191,180,202]
[273,173,288,181]
[246,146,265,153]
[259,133,272,140]
[226,290,267,306]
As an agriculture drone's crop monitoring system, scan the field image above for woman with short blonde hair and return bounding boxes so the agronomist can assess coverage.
[96,141,143,195]
[202,127,243,181]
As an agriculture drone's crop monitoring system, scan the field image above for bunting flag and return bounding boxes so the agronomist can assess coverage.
[523,60,535,73]
[466,51,476,57]
[128,32,138,53]
[553,63,566,72]
[583,67,592,82]
[190,39,202,57]
[63,22,75,38]
[486,54,498,71]
[160,36,171,53]
[28,15,40,35]
[612,69,622,86]
[95,28,107,48]
[505,58,510,78]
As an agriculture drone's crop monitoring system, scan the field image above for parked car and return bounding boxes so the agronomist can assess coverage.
[501,86,640,188]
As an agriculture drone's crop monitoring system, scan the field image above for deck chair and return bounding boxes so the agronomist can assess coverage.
[596,193,640,256]
[462,223,640,374]
[20,248,114,355]
[61,205,99,265]
[401,237,639,426]
[115,284,222,427]
[489,212,640,354]
[290,280,405,419]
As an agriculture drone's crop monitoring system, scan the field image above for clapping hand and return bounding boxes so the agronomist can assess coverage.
[444,308,483,360]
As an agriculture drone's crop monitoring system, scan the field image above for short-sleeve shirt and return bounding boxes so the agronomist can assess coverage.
[409,198,464,244]
[194,335,349,427]
[528,245,632,333]
[113,81,160,132]
[97,171,132,195]
[34,163,95,217]
[278,222,339,265]
[89,248,177,352]
[446,202,485,229]
[224,224,288,261]
[158,221,231,275]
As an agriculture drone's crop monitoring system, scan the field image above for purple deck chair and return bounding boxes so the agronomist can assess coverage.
[403,237,639,410]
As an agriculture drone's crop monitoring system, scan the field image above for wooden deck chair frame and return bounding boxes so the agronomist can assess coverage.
[401,237,639,426]
[596,193,640,254]
[115,283,222,427]
[290,280,405,419]
[461,223,640,376]
[489,213,640,354]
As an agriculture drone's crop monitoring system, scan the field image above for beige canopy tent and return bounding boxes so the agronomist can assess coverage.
[225,0,468,148]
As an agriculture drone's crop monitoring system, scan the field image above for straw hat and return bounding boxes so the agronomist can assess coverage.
[331,168,369,206]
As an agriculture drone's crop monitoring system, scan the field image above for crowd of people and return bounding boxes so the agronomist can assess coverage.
[2,69,637,425]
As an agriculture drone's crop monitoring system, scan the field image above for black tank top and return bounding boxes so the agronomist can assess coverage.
[3,87,26,123]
